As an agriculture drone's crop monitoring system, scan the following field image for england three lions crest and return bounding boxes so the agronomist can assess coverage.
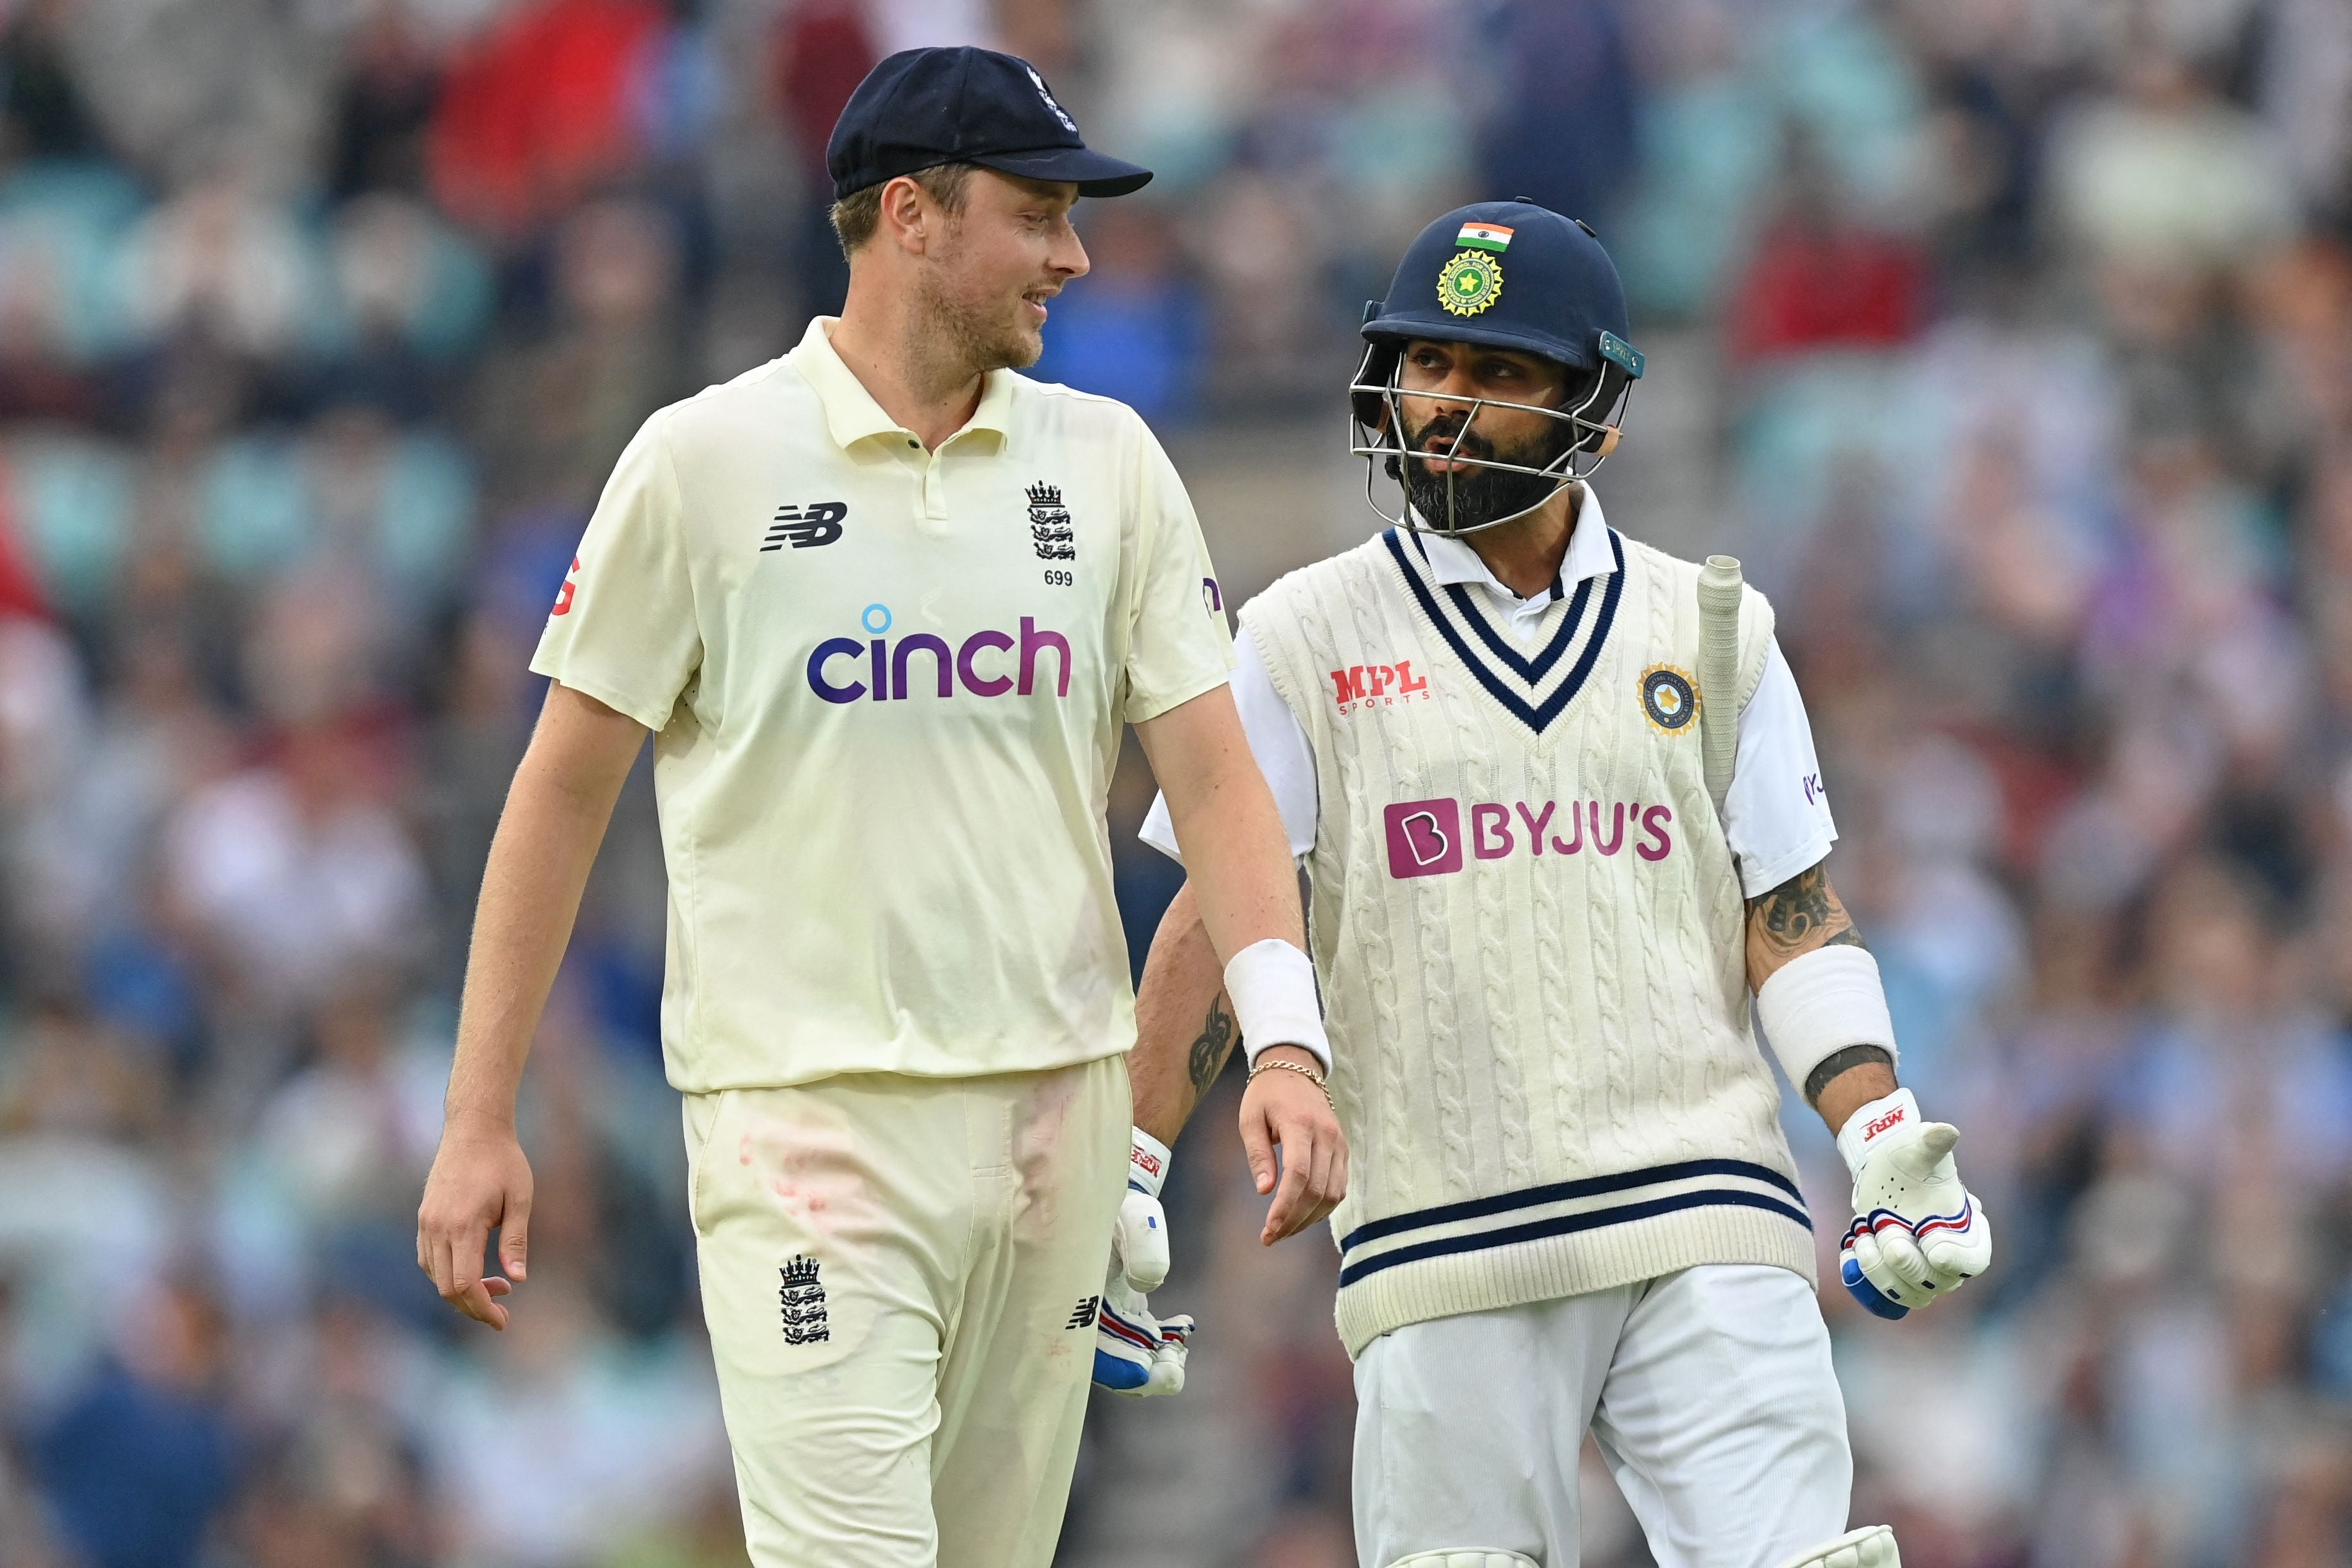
[779,1254,829,1344]
[1027,481,1076,562]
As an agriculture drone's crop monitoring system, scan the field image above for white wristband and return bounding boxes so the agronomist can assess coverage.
[1222,938,1332,1076]
[1129,1127,1171,1197]
[1754,944,1897,1100]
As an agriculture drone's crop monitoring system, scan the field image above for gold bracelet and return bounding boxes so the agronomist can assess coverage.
[1246,1055,1335,1110]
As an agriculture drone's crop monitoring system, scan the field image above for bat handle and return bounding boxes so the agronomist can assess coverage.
[1697,555,1744,817]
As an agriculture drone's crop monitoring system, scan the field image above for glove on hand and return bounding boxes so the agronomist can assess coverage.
[1837,1089,1992,1320]
[1094,1129,1194,1395]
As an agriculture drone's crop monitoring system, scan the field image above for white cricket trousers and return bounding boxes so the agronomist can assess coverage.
[684,1055,1128,1568]
[1353,1265,1851,1568]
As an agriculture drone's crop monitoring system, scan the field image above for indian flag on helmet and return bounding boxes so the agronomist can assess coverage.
[1455,221,1514,252]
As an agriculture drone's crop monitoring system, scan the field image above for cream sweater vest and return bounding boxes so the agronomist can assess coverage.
[1244,525,1815,1356]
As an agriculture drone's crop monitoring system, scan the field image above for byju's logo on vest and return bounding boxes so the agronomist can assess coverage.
[1384,799,1464,878]
[807,603,1073,703]
[1384,796,1674,878]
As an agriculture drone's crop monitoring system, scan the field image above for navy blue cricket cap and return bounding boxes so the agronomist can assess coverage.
[1361,198,1643,381]
[826,46,1152,202]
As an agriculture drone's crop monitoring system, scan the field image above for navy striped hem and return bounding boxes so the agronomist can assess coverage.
[1340,1156,1807,1253]
[1336,1188,1814,1288]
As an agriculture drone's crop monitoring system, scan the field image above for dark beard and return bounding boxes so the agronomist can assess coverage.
[1387,414,1574,534]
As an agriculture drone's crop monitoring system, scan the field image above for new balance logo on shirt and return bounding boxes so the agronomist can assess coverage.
[1066,1295,1101,1329]
[764,502,848,551]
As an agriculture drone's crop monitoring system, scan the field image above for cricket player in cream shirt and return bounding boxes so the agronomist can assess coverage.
[414,47,1340,1568]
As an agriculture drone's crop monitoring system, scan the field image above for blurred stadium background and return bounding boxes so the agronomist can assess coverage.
[0,0,2348,1565]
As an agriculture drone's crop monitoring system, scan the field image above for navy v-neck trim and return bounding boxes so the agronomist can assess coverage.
[1445,573,1591,682]
[1380,527,1626,736]
[1408,529,1578,676]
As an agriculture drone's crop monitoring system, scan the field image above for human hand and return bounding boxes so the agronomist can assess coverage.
[417,1113,534,1330]
[1836,1090,1991,1320]
[1238,1046,1347,1245]
[1096,1128,1192,1395]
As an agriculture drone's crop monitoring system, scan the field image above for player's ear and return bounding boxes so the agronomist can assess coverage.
[879,175,932,255]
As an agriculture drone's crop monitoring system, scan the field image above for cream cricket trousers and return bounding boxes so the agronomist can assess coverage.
[1353,1265,1852,1568]
[684,1055,1129,1568]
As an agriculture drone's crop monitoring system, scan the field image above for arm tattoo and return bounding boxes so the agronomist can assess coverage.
[1747,861,1863,961]
[1187,993,1239,1097]
[1802,1044,1894,1105]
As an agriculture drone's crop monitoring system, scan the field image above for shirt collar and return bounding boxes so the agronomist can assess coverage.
[787,316,1017,452]
[1416,484,1617,600]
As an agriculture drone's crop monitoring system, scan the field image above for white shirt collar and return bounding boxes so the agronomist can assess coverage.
[1416,484,1616,602]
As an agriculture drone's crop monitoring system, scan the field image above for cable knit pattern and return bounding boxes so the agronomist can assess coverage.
[1637,556,1700,1162]
[1241,531,1805,1358]
[1357,578,1476,1196]
[1453,637,1533,1188]
[1262,570,1420,1210]
[1530,807,1578,1172]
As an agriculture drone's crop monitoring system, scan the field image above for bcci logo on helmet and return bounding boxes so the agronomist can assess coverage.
[1437,250,1502,317]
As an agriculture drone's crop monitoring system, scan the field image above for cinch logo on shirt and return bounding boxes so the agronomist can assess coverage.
[1384,797,1676,879]
[1332,661,1430,714]
[806,602,1073,705]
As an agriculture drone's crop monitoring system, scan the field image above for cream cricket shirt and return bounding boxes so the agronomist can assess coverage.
[532,317,1234,1092]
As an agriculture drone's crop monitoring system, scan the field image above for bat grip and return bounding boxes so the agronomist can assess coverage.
[1697,555,1744,817]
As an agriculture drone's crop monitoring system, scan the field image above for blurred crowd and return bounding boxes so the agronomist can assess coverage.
[0,1,2348,1566]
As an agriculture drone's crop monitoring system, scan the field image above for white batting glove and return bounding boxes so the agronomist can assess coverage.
[1093,1129,1194,1395]
[1837,1089,1992,1320]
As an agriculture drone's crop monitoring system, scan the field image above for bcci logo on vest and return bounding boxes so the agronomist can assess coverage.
[1639,664,1697,733]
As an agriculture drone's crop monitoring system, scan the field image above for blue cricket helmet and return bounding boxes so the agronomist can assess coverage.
[1350,198,1645,534]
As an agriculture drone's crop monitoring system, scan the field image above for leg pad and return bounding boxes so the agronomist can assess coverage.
[1387,1554,1539,1568]
[1770,1524,1900,1568]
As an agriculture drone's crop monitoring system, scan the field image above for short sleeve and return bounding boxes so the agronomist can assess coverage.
[1120,422,1235,724]
[529,412,702,731]
[1724,639,1838,897]
[1139,625,1320,863]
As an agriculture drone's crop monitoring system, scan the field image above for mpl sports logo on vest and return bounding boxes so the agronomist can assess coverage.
[806,602,1073,703]
[1384,797,1677,879]
[1331,660,1431,715]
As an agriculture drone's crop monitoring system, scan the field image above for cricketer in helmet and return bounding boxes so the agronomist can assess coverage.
[1350,198,1645,536]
